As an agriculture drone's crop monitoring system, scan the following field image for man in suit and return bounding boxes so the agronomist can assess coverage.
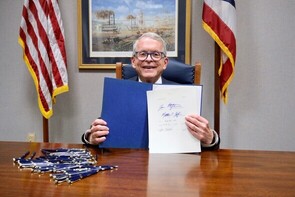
[82,32,219,150]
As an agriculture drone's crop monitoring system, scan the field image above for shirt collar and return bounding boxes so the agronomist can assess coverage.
[138,77,162,84]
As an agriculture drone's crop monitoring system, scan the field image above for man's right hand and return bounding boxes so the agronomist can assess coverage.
[88,119,109,145]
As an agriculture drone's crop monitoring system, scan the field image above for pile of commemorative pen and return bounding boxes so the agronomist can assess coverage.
[13,148,118,184]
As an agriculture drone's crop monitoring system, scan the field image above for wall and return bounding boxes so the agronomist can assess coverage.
[1,0,295,151]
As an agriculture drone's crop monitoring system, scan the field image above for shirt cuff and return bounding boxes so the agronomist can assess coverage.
[201,129,219,148]
[83,129,92,145]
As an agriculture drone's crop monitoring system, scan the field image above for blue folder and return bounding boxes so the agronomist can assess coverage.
[100,78,152,149]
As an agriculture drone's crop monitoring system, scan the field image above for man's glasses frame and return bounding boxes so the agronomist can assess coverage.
[134,51,166,61]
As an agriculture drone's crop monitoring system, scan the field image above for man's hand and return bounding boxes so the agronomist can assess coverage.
[185,114,214,145]
[88,119,109,145]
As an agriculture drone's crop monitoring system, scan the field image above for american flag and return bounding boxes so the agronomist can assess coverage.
[18,0,68,119]
[202,0,236,103]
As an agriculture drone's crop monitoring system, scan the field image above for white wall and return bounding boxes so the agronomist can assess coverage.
[1,0,295,151]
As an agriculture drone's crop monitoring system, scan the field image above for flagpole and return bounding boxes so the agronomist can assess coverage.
[214,42,220,140]
[43,116,49,142]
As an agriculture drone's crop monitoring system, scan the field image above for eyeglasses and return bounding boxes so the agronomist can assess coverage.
[134,51,166,61]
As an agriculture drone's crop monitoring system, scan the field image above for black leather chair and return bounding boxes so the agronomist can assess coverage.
[115,59,201,85]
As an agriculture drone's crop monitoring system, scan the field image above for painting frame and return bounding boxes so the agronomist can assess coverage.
[77,0,191,70]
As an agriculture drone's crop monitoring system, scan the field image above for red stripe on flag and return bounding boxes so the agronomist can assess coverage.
[44,0,64,87]
[19,27,50,112]
[28,0,63,91]
[202,4,236,60]
[26,1,53,95]
[48,0,67,66]
[220,58,233,98]
[19,0,68,119]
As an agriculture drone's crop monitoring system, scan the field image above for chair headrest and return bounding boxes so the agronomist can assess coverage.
[122,59,195,84]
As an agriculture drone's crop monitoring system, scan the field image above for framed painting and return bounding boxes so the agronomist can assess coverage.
[77,0,191,70]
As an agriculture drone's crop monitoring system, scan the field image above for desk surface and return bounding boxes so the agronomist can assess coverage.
[0,141,294,197]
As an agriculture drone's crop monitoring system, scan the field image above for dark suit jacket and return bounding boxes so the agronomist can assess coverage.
[82,76,220,151]
[128,76,178,84]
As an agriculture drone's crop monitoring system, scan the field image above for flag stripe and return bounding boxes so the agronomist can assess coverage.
[47,0,65,88]
[203,0,236,37]
[202,1,236,64]
[202,0,236,103]
[19,28,50,112]
[19,0,68,119]
[26,1,54,96]
[24,2,54,110]
[32,0,63,92]
[49,1,67,64]
[19,5,52,113]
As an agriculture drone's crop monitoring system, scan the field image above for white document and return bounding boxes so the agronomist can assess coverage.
[147,85,202,153]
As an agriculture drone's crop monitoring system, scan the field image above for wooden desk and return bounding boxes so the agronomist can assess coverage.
[0,141,294,197]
